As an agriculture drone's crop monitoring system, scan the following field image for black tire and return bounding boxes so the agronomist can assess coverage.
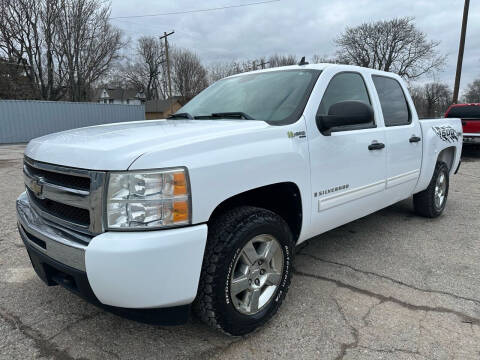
[413,161,449,218]
[193,206,294,336]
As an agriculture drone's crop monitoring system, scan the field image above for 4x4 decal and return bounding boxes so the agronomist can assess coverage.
[432,125,460,143]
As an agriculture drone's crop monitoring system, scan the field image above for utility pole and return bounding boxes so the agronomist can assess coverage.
[160,31,175,114]
[453,0,470,104]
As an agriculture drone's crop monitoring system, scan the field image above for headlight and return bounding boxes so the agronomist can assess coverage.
[106,168,190,229]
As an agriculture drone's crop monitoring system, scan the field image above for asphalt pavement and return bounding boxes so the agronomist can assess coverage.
[1,144,479,359]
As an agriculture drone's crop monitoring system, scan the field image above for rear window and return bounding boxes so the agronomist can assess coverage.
[446,105,480,119]
[372,76,411,126]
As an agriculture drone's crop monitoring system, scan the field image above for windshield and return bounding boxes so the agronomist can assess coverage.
[176,69,321,124]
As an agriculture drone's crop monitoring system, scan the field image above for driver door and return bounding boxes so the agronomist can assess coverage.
[307,71,387,236]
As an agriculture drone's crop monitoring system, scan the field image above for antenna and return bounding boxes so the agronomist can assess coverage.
[298,56,309,66]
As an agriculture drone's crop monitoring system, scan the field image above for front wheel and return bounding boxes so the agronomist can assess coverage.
[413,161,449,218]
[193,206,294,336]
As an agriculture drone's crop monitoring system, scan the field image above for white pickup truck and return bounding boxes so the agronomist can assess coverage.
[17,63,462,335]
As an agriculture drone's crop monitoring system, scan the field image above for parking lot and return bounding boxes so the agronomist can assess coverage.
[0,144,479,360]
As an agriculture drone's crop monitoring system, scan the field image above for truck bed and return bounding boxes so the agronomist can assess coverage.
[414,118,462,193]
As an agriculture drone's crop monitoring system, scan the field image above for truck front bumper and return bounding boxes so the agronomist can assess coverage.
[16,192,208,323]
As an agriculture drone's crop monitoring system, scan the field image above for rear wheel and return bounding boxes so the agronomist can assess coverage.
[193,206,294,336]
[413,161,449,218]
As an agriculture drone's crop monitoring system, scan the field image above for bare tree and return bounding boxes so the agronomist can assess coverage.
[336,17,446,79]
[423,83,452,117]
[409,82,452,118]
[124,36,164,100]
[311,54,346,64]
[100,63,130,89]
[171,48,208,101]
[208,61,244,83]
[409,85,424,113]
[0,0,63,99]
[268,54,297,67]
[0,0,123,101]
[0,58,36,99]
[463,79,480,103]
[54,0,124,101]
[207,55,298,84]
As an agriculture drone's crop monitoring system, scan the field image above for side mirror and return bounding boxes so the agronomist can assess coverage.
[316,100,374,135]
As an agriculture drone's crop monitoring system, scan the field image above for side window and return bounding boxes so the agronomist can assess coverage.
[372,76,411,126]
[318,72,372,116]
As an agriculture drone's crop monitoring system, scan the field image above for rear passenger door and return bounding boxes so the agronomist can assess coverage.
[372,75,422,202]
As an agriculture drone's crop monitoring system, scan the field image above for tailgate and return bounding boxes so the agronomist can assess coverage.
[462,119,480,134]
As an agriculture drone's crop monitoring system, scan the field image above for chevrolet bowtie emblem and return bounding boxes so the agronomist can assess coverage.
[31,177,44,198]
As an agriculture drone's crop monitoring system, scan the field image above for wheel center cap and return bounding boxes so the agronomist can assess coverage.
[250,268,261,279]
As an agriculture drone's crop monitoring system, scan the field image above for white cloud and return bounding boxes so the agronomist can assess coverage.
[110,0,480,93]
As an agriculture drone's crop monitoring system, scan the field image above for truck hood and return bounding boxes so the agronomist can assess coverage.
[26,119,270,170]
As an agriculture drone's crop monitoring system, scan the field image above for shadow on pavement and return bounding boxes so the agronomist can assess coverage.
[461,144,480,162]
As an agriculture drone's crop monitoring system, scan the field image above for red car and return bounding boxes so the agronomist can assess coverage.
[445,103,480,144]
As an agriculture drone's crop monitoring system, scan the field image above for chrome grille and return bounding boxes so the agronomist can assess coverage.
[26,188,91,226]
[23,156,106,239]
[24,161,90,191]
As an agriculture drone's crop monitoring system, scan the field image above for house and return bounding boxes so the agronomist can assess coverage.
[145,97,184,119]
[95,88,146,105]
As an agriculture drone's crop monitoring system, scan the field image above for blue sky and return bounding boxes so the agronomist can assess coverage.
[110,0,480,93]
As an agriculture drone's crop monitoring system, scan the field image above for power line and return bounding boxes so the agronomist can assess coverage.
[110,0,280,20]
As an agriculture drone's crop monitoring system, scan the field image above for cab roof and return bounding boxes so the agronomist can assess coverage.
[226,63,404,81]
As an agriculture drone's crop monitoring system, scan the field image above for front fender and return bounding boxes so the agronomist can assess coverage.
[129,121,311,228]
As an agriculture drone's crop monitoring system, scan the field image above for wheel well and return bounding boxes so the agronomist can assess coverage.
[437,147,456,172]
[208,182,303,243]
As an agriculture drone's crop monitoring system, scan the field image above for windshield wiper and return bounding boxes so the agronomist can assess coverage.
[168,112,193,119]
[195,112,255,120]
[211,112,254,120]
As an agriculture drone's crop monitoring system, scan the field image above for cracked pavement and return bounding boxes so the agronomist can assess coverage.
[1,144,479,359]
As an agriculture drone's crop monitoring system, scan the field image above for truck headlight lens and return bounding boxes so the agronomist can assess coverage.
[106,169,190,229]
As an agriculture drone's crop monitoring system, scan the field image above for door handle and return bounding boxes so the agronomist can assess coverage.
[368,142,385,150]
[409,136,421,143]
